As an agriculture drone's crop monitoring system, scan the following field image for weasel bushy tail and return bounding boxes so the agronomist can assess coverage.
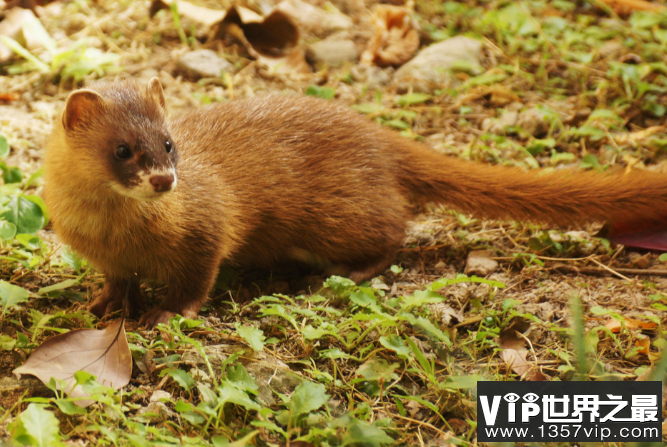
[396,140,667,228]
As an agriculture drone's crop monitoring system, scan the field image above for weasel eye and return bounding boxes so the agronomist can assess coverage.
[165,139,173,154]
[116,145,132,159]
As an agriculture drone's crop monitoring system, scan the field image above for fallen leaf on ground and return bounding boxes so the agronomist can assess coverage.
[612,125,665,146]
[214,6,309,74]
[0,92,20,101]
[598,0,665,14]
[0,7,44,62]
[605,318,657,333]
[360,4,419,67]
[275,0,353,38]
[4,0,50,13]
[497,319,547,381]
[428,301,463,326]
[13,320,131,407]
[150,2,311,74]
[480,85,521,107]
[635,337,650,356]
[149,0,226,28]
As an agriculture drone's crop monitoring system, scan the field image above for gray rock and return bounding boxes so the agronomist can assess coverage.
[517,108,550,137]
[181,345,301,407]
[394,36,483,93]
[241,351,301,406]
[307,38,358,65]
[136,401,174,421]
[481,111,518,135]
[351,65,394,89]
[150,390,172,402]
[464,250,498,276]
[598,41,624,60]
[177,50,233,80]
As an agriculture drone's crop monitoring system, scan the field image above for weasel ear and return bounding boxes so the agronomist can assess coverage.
[62,89,105,131]
[146,77,166,110]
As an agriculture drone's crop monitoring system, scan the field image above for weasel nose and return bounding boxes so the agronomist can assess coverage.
[150,174,174,193]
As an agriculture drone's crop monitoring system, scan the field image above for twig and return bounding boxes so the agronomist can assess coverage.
[553,264,667,277]
[598,0,665,12]
[392,413,452,439]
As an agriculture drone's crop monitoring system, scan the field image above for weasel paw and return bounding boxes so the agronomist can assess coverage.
[140,307,177,329]
[88,294,122,318]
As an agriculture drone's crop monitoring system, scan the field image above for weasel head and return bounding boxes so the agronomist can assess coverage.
[61,77,178,202]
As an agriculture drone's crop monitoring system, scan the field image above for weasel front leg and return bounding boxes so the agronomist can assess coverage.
[88,277,143,318]
[139,259,220,328]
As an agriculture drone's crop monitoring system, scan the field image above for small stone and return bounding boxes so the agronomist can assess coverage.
[242,351,301,406]
[150,390,172,402]
[598,41,624,60]
[481,111,518,135]
[177,50,234,80]
[307,38,358,65]
[628,252,651,269]
[136,401,174,420]
[350,65,393,89]
[464,250,498,276]
[394,36,483,93]
[517,108,550,137]
[505,102,524,112]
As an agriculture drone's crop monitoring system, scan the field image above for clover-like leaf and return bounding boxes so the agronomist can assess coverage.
[291,380,330,417]
[3,194,45,234]
[235,323,265,352]
[0,280,29,316]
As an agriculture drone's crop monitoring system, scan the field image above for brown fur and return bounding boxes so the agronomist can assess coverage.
[43,79,667,327]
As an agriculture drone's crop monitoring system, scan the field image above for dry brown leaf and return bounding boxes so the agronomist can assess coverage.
[149,1,309,73]
[497,320,547,381]
[428,302,463,326]
[275,0,353,38]
[149,0,226,28]
[405,399,421,418]
[360,4,419,67]
[605,318,657,333]
[134,347,156,377]
[612,125,665,146]
[4,0,49,14]
[289,442,316,447]
[635,337,650,356]
[598,0,665,14]
[485,85,521,107]
[13,320,131,407]
[215,6,309,74]
[466,85,521,106]
[0,7,36,61]
[0,92,20,101]
[499,348,546,381]
[447,418,468,434]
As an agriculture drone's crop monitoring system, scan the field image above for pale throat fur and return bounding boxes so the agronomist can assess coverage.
[43,91,188,281]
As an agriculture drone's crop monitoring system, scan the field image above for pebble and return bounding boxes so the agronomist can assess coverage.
[394,36,483,93]
[464,250,498,276]
[177,49,234,80]
[517,108,550,137]
[307,38,358,65]
[481,111,518,135]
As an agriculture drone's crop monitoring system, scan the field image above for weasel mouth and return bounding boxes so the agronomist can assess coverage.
[149,172,176,193]
[111,169,177,201]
